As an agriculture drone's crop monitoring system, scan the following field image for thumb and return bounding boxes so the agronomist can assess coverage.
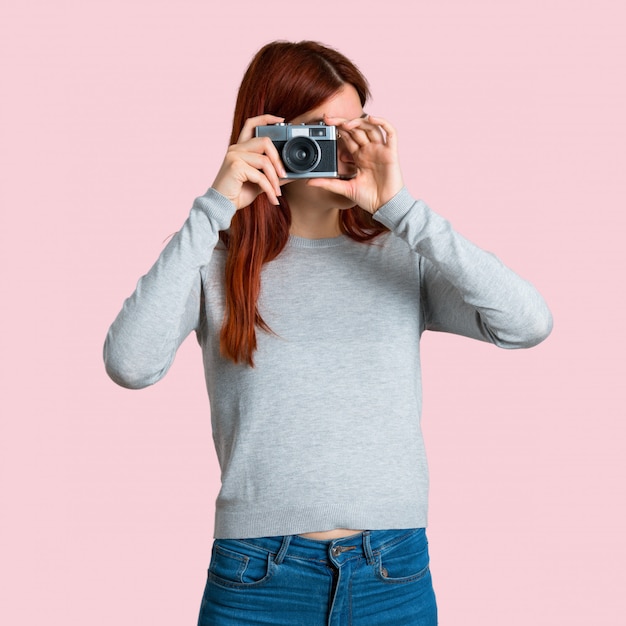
[306,177,353,199]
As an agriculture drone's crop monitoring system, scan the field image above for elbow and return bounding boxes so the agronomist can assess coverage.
[491,305,554,350]
[511,283,554,348]
[518,307,553,348]
[103,337,167,390]
[104,359,155,389]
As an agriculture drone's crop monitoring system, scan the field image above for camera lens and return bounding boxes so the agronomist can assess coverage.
[282,137,321,173]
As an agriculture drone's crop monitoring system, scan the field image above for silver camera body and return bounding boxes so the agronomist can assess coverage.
[254,122,339,179]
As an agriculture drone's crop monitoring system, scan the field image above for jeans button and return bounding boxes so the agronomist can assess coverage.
[331,547,342,557]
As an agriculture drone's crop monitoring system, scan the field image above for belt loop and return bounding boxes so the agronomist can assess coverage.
[275,535,292,565]
[362,531,375,566]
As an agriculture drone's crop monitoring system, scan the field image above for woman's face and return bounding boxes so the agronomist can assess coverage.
[282,83,364,211]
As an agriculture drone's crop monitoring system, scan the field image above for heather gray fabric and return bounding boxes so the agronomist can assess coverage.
[104,187,552,538]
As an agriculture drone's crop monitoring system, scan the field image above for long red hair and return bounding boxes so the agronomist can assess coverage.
[220,41,388,366]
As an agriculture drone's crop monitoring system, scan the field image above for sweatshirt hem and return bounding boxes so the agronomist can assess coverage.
[213,502,428,539]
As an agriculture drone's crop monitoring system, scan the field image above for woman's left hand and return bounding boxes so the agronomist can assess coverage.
[306,114,404,214]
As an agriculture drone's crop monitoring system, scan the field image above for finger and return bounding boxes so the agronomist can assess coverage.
[232,137,287,179]
[366,115,398,151]
[335,125,360,154]
[323,115,349,127]
[236,151,283,196]
[237,114,285,143]
[340,124,371,147]
[260,137,288,179]
[342,117,385,144]
[241,163,281,206]
[322,115,366,152]
[252,136,288,179]
[306,177,353,199]
[325,113,382,137]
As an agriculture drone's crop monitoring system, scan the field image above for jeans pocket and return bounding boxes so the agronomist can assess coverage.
[208,539,275,588]
[376,529,431,584]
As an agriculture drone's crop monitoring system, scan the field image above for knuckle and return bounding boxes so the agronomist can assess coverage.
[224,155,239,170]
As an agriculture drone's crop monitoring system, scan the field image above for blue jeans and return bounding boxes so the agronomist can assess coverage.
[197,528,437,625]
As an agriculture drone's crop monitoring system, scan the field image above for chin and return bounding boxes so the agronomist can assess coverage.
[334,195,358,211]
[285,181,355,212]
[312,185,355,210]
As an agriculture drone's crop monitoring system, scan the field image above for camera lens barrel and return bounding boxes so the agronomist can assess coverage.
[282,137,322,173]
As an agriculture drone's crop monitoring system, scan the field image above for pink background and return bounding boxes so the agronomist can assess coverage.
[2,0,625,623]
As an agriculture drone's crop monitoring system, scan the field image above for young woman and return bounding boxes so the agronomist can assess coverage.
[104,40,552,626]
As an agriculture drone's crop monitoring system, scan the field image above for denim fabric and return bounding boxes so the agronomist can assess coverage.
[197,528,437,625]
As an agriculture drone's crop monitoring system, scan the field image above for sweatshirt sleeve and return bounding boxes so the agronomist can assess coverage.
[103,188,237,389]
[372,187,553,349]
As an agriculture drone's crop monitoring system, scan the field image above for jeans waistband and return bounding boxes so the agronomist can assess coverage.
[218,528,424,567]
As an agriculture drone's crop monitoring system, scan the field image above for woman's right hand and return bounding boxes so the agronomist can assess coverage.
[211,114,289,210]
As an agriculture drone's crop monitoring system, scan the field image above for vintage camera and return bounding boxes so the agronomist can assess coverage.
[254,122,339,178]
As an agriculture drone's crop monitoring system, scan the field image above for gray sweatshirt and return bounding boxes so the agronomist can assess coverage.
[104,187,552,539]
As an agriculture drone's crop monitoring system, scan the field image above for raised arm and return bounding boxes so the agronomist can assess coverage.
[104,114,293,388]
[103,190,236,389]
[309,113,552,348]
[373,189,553,348]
